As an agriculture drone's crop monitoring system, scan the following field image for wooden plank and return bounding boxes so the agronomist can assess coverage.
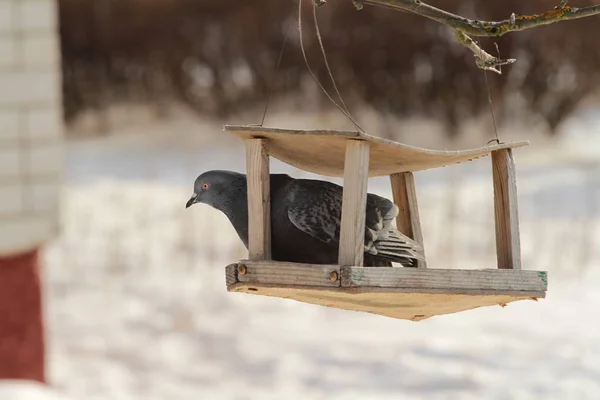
[390,172,426,268]
[492,149,521,270]
[235,261,341,287]
[340,267,546,292]
[224,125,529,177]
[246,138,271,260]
[227,283,545,321]
[225,263,239,286]
[390,173,413,238]
[338,140,371,266]
[341,286,545,297]
[225,262,547,321]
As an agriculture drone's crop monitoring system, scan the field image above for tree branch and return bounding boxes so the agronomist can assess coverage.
[360,0,600,36]
[355,0,600,73]
[453,30,515,74]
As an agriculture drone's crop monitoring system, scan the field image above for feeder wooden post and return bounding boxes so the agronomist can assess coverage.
[246,138,271,260]
[390,172,426,268]
[338,140,370,266]
[491,148,521,270]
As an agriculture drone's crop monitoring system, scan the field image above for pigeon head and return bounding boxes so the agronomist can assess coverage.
[185,170,245,209]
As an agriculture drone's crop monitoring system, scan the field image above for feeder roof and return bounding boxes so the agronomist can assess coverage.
[224,125,529,177]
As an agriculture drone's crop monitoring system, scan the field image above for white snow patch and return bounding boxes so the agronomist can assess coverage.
[43,159,600,399]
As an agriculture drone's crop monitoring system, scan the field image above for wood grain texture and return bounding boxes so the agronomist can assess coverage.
[228,283,543,321]
[390,172,426,268]
[246,138,271,260]
[225,125,529,177]
[341,267,545,292]
[225,264,239,286]
[492,149,521,270]
[234,260,341,287]
[224,262,547,321]
[338,140,371,266]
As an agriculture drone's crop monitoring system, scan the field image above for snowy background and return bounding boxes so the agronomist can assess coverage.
[28,107,600,400]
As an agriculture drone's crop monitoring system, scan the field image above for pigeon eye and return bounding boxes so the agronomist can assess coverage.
[201,183,210,190]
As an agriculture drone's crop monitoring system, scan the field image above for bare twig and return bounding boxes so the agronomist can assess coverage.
[360,0,600,37]
[354,0,600,72]
[454,30,515,74]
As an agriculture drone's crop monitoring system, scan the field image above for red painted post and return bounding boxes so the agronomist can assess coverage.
[0,249,45,383]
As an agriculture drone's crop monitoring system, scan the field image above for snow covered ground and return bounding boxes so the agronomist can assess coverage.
[29,111,600,399]
[0,381,68,400]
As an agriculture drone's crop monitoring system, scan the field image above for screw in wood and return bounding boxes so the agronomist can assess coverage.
[238,265,247,276]
[329,271,339,281]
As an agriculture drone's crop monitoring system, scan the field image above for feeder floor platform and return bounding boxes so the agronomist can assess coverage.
[226,261,547,321]
[224,125,529,177]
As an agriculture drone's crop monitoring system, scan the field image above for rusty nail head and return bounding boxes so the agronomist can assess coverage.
[238,265,247,275]
[329,271,338,281]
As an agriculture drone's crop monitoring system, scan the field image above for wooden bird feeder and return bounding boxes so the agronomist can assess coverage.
[224,125,548,321]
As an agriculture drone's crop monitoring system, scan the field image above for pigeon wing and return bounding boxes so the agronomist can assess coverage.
[287,179,425,266]
[286,180,343,248]
[285,180,405,247]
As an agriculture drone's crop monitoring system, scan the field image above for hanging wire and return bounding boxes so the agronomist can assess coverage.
[259,18,293,127]
[263,0,504,143]
[481,40,502,145]
[298,0,365,133]
[483,69,501,145]
[311,3,352,118]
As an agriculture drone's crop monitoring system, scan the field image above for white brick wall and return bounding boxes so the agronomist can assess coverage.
[0,110,19,141]
[26,106,63,140]
[0,37,17,67]
[0,0,63,256]
[22,33,60,67]
[0,2,14,34]
[0,71,60,105]
[17,0,58,31]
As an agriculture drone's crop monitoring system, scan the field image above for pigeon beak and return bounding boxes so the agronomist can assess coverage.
[185,194,198,209]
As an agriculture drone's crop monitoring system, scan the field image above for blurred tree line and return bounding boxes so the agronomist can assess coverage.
[58,0,600,136]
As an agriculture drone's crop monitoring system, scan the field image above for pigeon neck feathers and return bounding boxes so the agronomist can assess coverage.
[209,172,294,249]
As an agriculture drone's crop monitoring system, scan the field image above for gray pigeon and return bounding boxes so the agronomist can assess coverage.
[186,170,425,267]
